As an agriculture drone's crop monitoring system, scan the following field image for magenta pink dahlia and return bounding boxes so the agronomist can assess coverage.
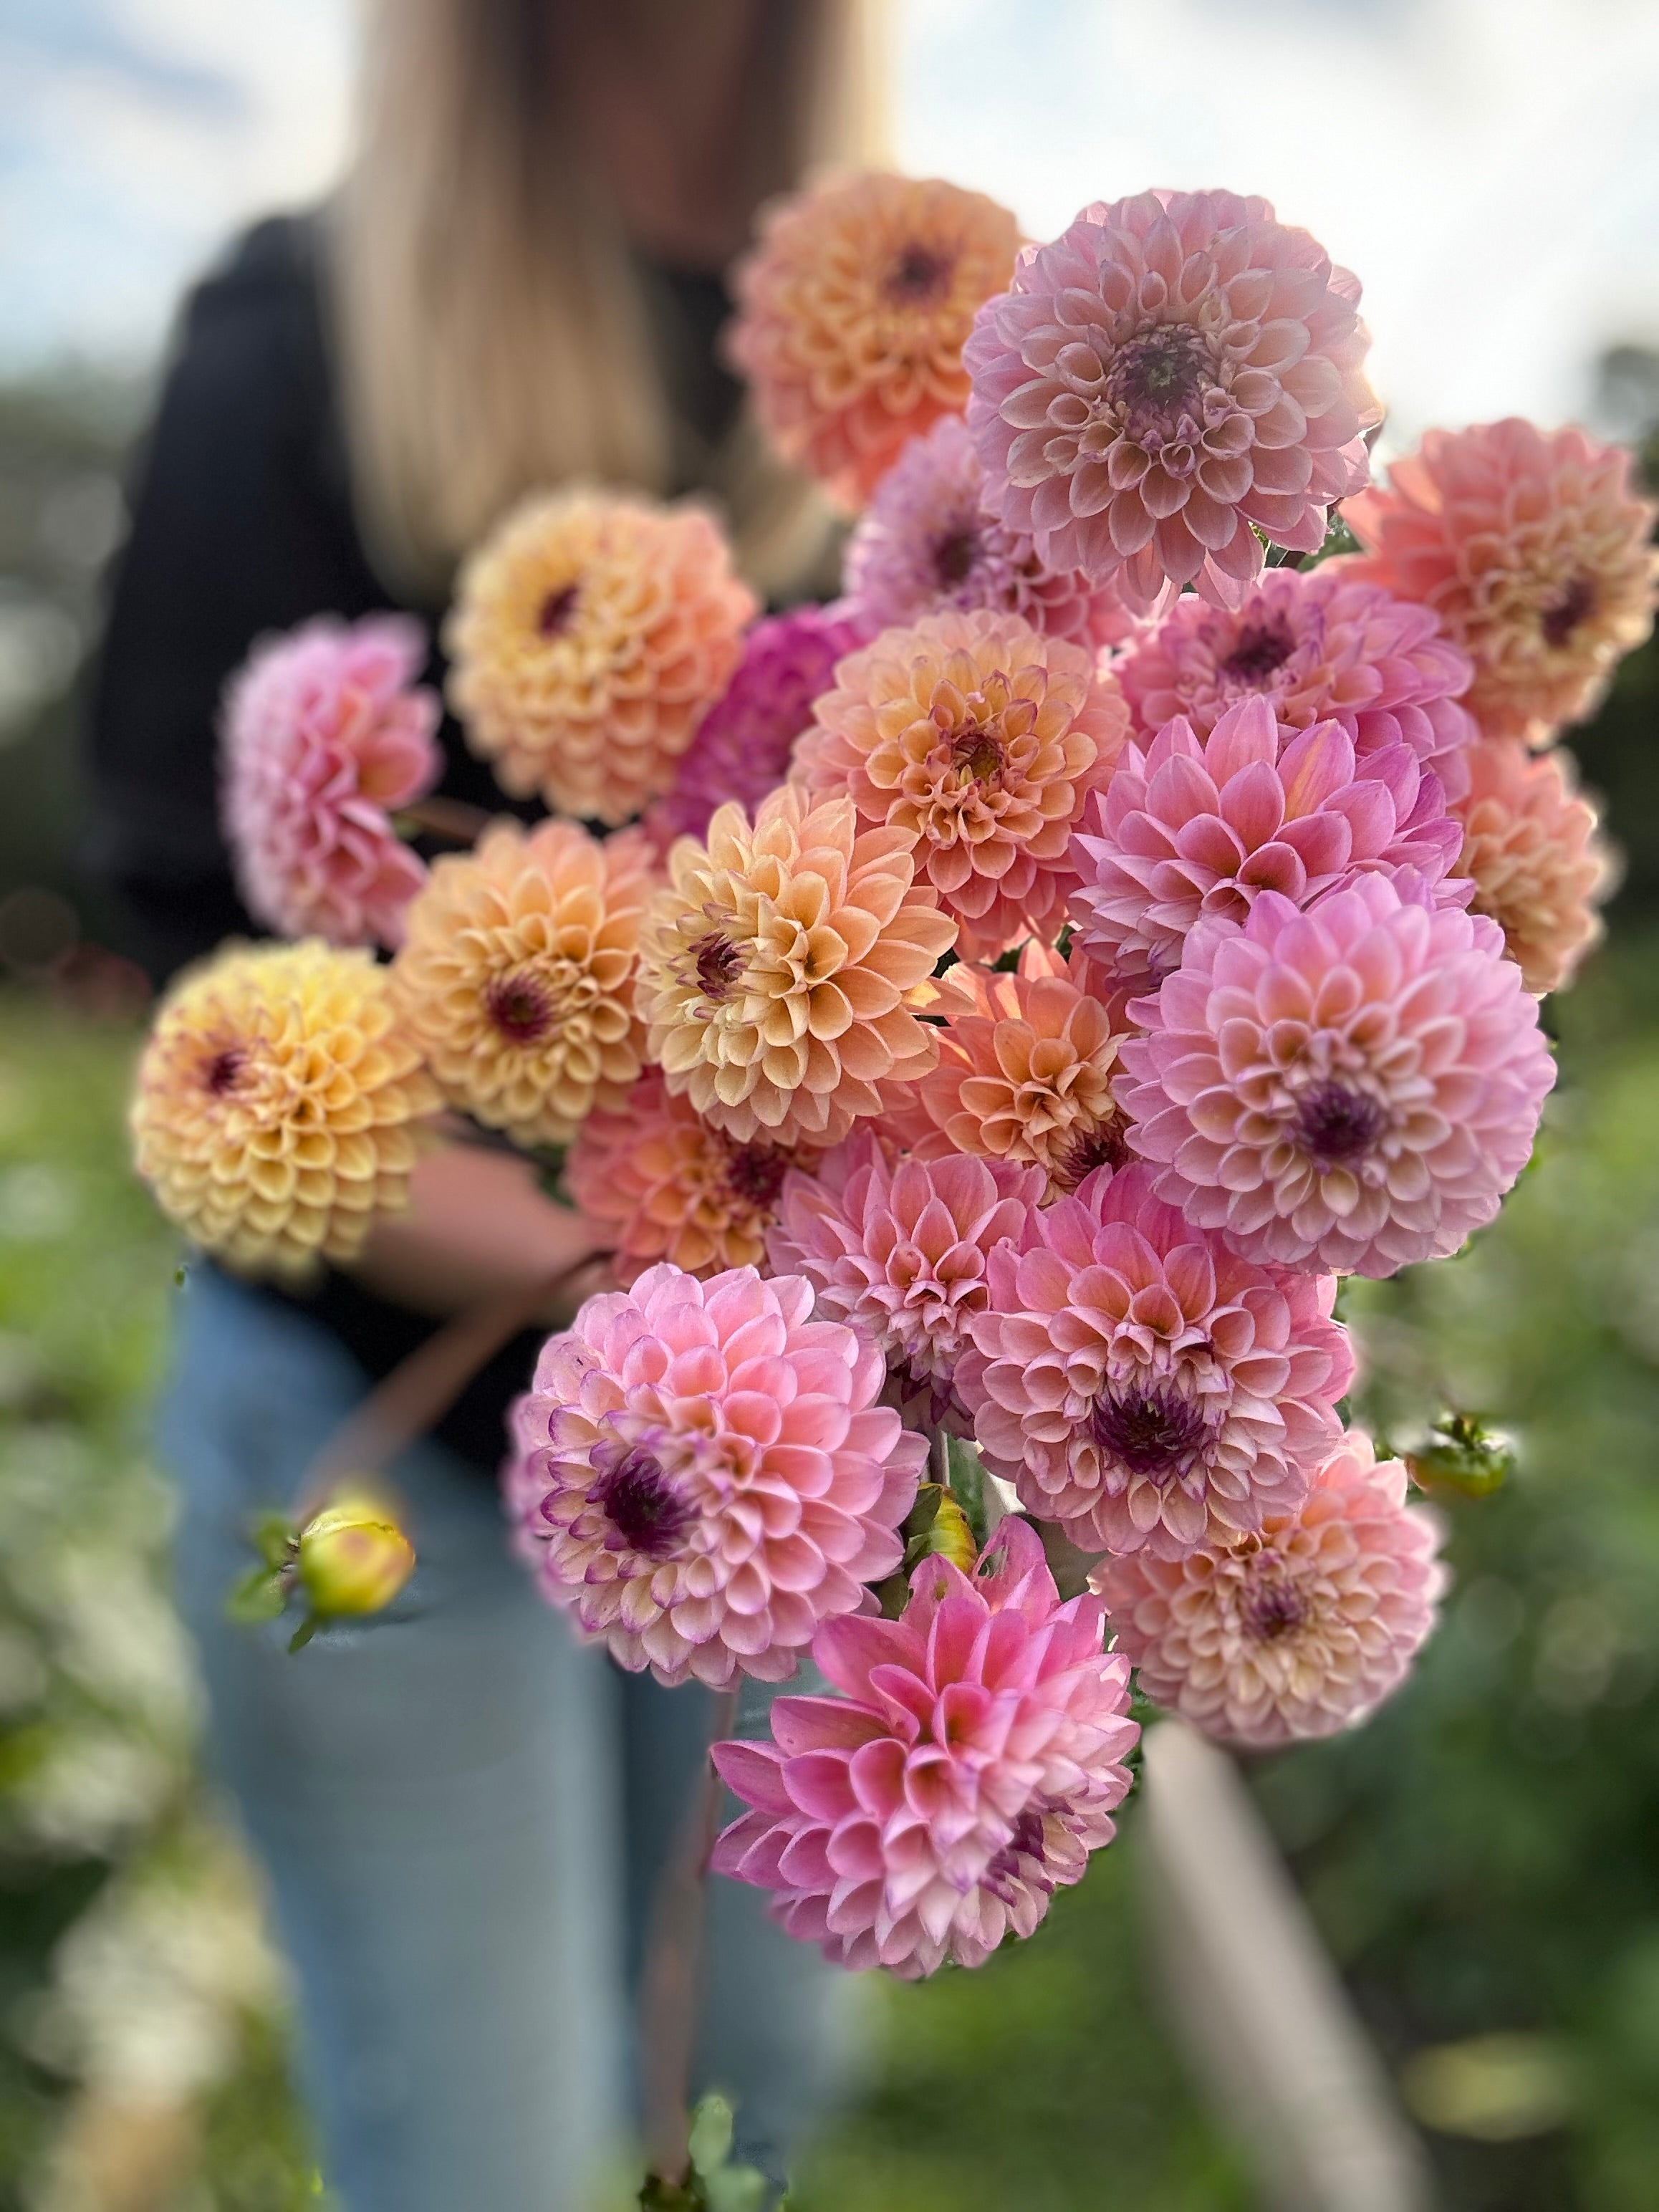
[1120,874,1557,1276]
[955,1163,1353,1559]
[711,1515,1138,1976]
[766,1134,1045,1429]
[1115,561,1477,799]
[1095,1428,1447,1748]
[643,605,860,853]
[220,615,441,946]
[1068,693,1463,984]
[964,190,1380,611]
[505,1263,926,1688]
[842,415,1136,650]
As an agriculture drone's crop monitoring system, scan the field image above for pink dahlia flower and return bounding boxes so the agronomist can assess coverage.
[644,606,860,853]
[1115,562,1477,799]
[220,615,440,946]
[964,190,1380,612]
[1453,737,1615,996]
[1095,1428,1447,1748]
[505,1264,925,1688]
[793,607,1129,958]
[766,1135,1045,1429]
[1120,875,1557,1276]
[1068,693,1463,984]
[1345,419,1659,745]
[842,415,1136,650]
[956,1163,1353,1559]
[711,1515,1138,1976]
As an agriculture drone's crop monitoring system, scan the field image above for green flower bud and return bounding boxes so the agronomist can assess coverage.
[1405,1413,1518,1499]
[297,1489,416,1617]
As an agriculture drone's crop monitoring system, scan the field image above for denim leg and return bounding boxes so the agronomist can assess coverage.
[163,1268,628,2212]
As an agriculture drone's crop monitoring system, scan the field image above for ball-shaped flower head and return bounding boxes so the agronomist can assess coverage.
[711,1515,1138,1976]
[1453,737,1615,995]
[766,1133,1045,1430]
[130,941,441,1280]
[643,605,861,853]
[1345,419,1659,745]
[794,607,1130,959]
[964,190,1381,612]
[565,1069,817,1286]
[391,819,655,1148]
[1068,693,1464,985]
[635,784,957,1148]
[903,941,1133,1200]
[956,1162,1353,1559]
[1120,874,1557,1277]
[1094,1428,1447,1748]
[444,489,756,825]
[728,172,1021,509]
[504,1263,927,1688]
[1115,561,1477,800]
[220,615,441,947]
[842,415,1136,649]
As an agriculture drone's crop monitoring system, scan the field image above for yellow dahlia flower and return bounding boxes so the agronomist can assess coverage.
[392,819,655,1148]
[445,489,756,825]
[636,784,956,1148]
[131,941,440,1280]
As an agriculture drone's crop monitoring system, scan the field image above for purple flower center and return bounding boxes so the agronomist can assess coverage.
[1243,1573,1307,1643]
[984,1809,1052,1904]
[537,584,580,640]
[1052,1112,1132,1191]
[1541,574,1595,648]
[1220,620,1296,686]
[1292,1080,1386,1164]
[1108,325,1211,446]
[723,1142,788,1212]
[885,244,952,304]
[203,1047,247,1096]
[590,1443,693,1560]
[692,933,742,1004]
[933,527,980,588]
[1091,1382,1211,1479]
[484,971,554,1044]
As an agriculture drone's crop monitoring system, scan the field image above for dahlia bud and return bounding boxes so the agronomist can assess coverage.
[1405,1413,1517,1499]
[297,1490,417,1617]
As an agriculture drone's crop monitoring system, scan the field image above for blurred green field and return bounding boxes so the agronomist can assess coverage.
[2,913,1659,2210]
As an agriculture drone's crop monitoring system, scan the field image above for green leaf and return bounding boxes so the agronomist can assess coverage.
[688,2094,735,2178]
[251,1513,298,1571]
[287,1615,319,1654]
[943,1434,989,1549]
[225,1567,288,1626]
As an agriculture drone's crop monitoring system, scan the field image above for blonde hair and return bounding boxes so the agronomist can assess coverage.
[330,0,885,602]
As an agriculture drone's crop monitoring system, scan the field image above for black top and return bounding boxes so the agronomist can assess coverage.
[85,212,745,1468]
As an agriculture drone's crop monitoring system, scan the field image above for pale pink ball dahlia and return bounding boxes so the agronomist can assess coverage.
[1453,738,1615,995]
[220,615,440,946]
[1115,562,1477,799]
[956,1163,1353,1559]
[842,415,1136,649]
[711,1515,1138,1976]
[728,172,1021,509]
[644,606,860,853]
[1120,875,1557,1276]
[766,1134,1045,1428]
[565,1069,814,1285]
[793,607,1130,958]
[1069,693,1463,984]
[1345,419,1658,745]
[964,190,1380,611]
[506,1264,925,1688]
[1095,1428,1447,1748]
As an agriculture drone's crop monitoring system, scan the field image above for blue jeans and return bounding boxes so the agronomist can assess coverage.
[162,1267,856,2212]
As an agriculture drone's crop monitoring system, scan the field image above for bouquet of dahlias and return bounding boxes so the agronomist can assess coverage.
[130,168,1655,2196]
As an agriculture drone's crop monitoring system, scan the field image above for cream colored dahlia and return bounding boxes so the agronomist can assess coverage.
[794,607,1130,958]
[1453,737,1615,994]
[445,489,756,824]
[130,941,440,1280]
[392,819,655,1148]
[635,784,956,1148]
[728,171,1021,508]
[1345,420,1658,744]
[565,1068,816,1284]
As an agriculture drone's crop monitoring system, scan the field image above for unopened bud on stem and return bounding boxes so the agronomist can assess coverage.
[297,1489,416,1617]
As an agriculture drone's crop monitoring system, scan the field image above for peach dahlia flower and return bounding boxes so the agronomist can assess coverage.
[445,489,754,824]
[392,819,654,1148]
[1453,737,1615,994]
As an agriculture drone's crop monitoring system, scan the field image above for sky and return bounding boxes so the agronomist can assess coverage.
[3,0,1658,447]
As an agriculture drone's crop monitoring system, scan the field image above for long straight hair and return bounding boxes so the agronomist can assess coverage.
[330,0,885,602]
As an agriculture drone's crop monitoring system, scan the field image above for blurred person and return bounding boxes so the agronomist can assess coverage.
[82,4,881,2208]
